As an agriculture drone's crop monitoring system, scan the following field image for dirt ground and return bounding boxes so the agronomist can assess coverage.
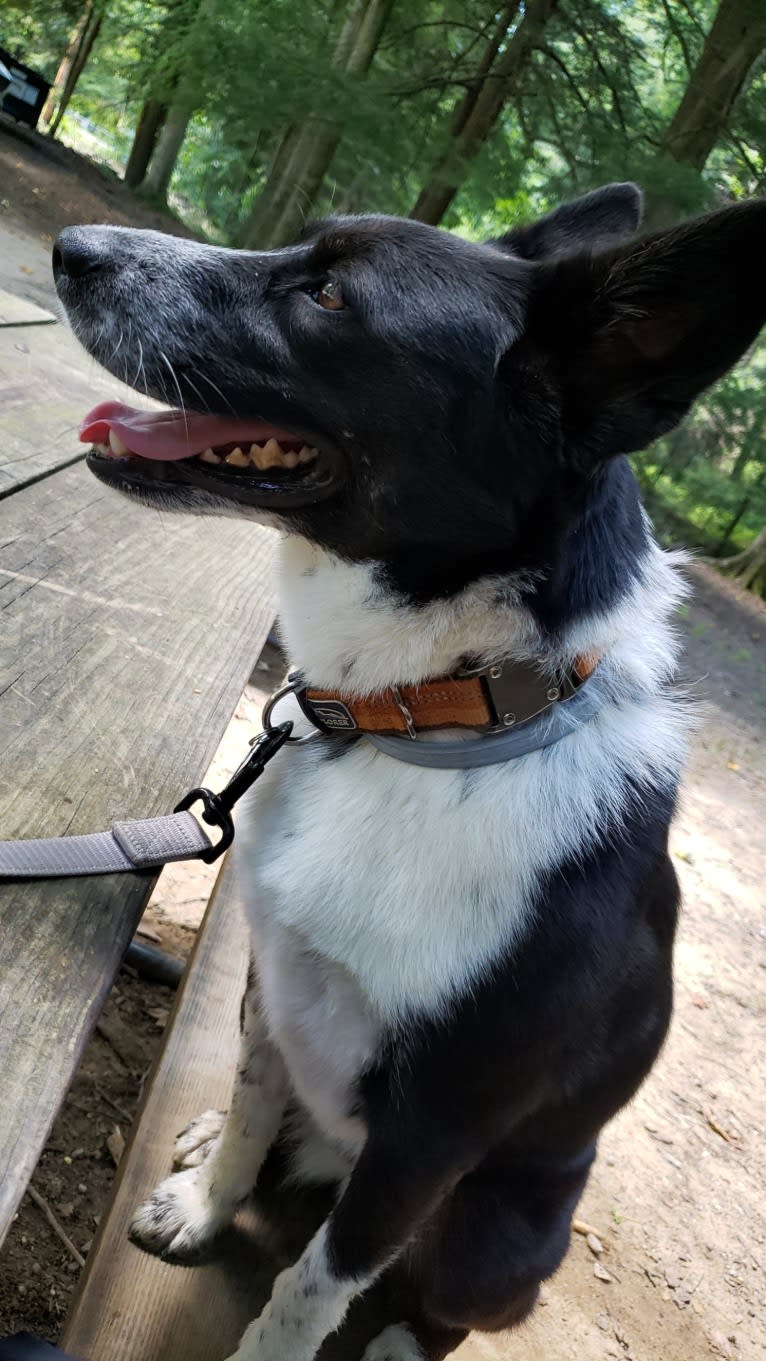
[0,122,764,1361]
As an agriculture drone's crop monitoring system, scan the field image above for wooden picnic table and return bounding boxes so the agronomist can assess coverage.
[0,287,275,1250]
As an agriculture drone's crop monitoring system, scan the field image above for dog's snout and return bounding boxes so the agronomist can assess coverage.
[53,227,106,281]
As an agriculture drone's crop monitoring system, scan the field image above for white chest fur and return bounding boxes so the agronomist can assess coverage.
[234,535,689,1141]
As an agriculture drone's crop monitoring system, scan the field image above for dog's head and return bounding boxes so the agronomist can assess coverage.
[54,185,766,599]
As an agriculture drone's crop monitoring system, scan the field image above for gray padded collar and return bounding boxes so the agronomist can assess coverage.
[363,680,606,768]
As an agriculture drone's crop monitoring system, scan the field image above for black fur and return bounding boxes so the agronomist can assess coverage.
[326,786,679,1336]
[53,186,766,1357]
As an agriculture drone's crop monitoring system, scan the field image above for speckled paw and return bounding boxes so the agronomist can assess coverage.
[129,1165,232,1259]
[173,1107,227,1168]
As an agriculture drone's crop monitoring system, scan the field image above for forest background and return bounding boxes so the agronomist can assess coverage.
[3,0,765,593]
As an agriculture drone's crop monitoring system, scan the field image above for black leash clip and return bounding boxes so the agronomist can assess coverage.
[174,720,293,863]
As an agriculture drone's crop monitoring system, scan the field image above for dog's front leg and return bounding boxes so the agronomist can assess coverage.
[227,1126,467,1361]
[131,965,289,1257]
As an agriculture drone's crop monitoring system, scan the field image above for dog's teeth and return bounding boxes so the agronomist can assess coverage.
[298,445,317,463]
[108,429,130,456]
[262,437,284,468]
[199,448,221,464]
[282,450,298,468]
[225,446,249,466]
[249,443,267,468]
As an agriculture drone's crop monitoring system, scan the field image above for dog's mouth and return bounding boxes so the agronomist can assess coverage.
[81,400,343,508]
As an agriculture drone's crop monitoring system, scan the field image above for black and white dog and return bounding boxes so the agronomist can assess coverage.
[54,186,765,1361]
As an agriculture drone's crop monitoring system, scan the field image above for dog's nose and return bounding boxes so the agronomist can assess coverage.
[52,227,105,280]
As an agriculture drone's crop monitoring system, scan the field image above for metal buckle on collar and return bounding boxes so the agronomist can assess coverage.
[459,658,582,733]
[262,671,324,743]
[391,686,417,739]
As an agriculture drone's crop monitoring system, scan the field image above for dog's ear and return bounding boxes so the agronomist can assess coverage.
[492,183,643,260]
[511,200,766,462]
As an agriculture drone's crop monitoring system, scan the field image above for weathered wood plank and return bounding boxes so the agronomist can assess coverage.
[62,860,271,1361]
[0,322,155,495]
[0,459,275,1245]
[62,861,388,1361]
[0,287,57,327]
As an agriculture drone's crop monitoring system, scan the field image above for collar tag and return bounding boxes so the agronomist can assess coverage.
[460,657,584,732]
[304,697,357,732]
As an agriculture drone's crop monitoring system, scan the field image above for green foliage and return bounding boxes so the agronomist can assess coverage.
[1,0,84,77]
[9,0,766,575]
[633,342,766,556]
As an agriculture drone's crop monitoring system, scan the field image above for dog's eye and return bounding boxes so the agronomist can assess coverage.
[313,280,345,312]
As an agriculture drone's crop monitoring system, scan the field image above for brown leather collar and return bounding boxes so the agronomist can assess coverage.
[292,653,600,740]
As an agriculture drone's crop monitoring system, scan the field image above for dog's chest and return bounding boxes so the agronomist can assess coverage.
[235,740,537,1102]
[237,750,521,1143]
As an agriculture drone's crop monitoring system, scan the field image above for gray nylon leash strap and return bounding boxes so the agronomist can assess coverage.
[0,720,295,882]
[0,811,213,879]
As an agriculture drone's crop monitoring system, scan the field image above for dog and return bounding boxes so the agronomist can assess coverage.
[54,185,766,1361]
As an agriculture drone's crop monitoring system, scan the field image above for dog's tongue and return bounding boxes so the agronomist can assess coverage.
[80,399,296,461]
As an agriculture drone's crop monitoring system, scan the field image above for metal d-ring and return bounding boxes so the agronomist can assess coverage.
[262,672,321,743]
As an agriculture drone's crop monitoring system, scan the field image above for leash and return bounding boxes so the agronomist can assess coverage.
[0,723,293,880]
[0,656,603,881]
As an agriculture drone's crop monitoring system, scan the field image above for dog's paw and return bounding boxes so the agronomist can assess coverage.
[173,1108,227,1168]
[129,1165,232,1259]
[362,1325,425,1361]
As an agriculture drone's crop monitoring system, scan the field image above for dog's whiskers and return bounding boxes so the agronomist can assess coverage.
[157,349,190,439]
[133,336,146,393]
[189,366,235,415]
[108,327,124,366]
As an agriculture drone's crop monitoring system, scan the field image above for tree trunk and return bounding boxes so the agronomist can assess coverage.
[645,0,766,226]
[450,3,520,142]
[141,91,195,202]
[241,0,395,249]
[662,0,766,168]
[410,0,557,226]
[131,0,209,202]
[124,99,169,189]
[40,0,92,126]
[717,525,766,596]
[43,1,103,137]
[716,495,750,553]
[237,124,302,246]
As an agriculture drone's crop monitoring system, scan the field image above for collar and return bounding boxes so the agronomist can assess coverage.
[365,678,606,767]
[263,653,600,748]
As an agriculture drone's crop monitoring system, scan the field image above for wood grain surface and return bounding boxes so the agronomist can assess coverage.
[0,321,155,496]
[0,288,56,327]
[62,859,273,1361]
[0,458,275,1245]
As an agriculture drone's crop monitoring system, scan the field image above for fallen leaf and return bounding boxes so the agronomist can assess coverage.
[106,1126,125,1166]
[706,1114,739,1144]
[727,761,740,772]
[586,1232,604,1257]
[594,1262,613,1283]
[572,1217,601,1237]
